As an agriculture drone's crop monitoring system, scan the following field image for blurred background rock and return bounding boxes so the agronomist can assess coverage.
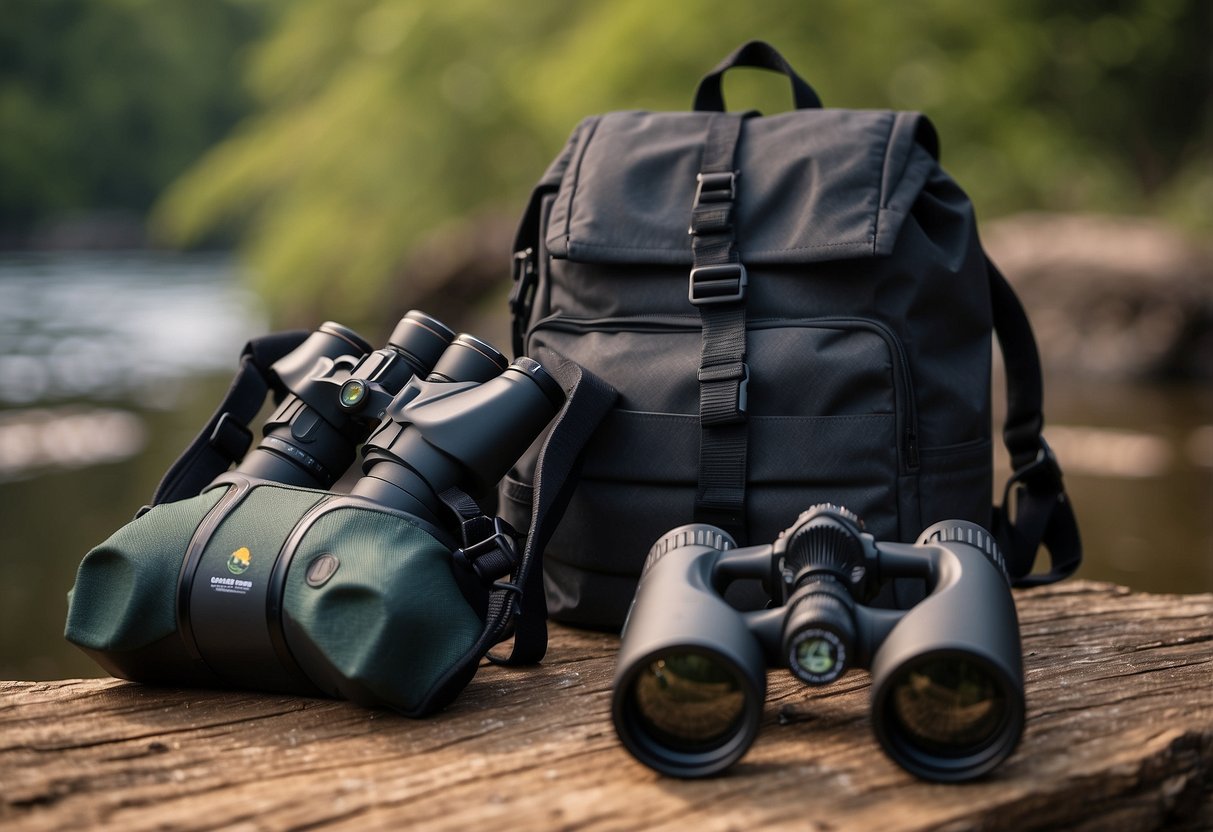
[1,0,1210,678]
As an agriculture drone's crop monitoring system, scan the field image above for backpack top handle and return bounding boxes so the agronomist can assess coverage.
[693,40,824,112]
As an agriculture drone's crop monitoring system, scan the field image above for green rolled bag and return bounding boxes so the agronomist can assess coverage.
[64,315,615,715]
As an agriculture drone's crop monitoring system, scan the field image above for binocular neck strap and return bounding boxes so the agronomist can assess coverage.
[987,256,1082,586]
[150,331,309,508]
[487,350,618,666]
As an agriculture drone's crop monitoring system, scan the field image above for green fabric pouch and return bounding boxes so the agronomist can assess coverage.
[66,479,491,715]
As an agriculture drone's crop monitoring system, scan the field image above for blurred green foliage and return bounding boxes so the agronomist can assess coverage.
[0,0,268,231]
[4,1,1209,323]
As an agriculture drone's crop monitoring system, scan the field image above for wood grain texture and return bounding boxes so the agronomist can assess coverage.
[2,581,1210,831]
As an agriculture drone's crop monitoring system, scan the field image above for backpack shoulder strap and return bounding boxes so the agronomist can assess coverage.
[988,256,1082,585]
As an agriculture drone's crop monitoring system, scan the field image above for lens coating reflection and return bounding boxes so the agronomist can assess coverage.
[630,652,746,752]
[888,657,1008,756]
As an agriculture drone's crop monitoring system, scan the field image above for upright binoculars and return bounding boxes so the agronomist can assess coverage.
[66,311,565,714]
[232,310,562,523]
[612,505,1024,782]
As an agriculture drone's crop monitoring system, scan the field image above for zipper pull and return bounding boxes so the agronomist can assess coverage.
[906,427,920,469]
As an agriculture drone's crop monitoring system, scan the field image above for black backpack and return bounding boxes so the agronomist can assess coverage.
[501,41,1080,629]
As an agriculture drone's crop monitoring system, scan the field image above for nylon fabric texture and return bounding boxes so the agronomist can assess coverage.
[281,504,483,713]
[65,488,225,652]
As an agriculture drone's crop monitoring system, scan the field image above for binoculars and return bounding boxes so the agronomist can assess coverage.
[66,311,565,713]
[232,310,539,496]
[611,505,1024,782]
[231,310,563,524]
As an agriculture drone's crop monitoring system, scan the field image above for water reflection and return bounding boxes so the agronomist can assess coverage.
[0,407,146,482]
[0,251,265,681]
[1046,425,1176,479]
[0,250,266,407]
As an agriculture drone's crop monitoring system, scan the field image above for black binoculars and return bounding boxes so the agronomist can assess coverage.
[235,311,537,492]
[611,505,1024,782]
[226,309,565,525]
[67,311,565,712]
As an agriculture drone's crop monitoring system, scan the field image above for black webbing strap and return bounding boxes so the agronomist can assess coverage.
[689,112,751,541]
[150,331,308,506]
[988,257,1082,585]
[440,486,518,585]
[483,350,618,665]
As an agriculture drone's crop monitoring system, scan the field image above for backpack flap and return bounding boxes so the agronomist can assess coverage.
[543,108,940,271]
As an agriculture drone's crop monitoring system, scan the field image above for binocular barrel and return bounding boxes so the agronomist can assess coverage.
[235,311,456,488]
[612,525,766,778]
[425,334,509,384]
[352,356,564,525]
[612,509,1024,782]
[869,521,1024,782]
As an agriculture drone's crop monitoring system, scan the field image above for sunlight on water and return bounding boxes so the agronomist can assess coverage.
[1046,424,1201,479]
[0,251,266,408]
[0,407,146,482]
[0,251,269,680]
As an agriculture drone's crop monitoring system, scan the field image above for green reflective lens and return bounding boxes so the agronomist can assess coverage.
[796,635,838,676]
[888,657,1008,755]
[340,379,366,408]
[629,652,747,752]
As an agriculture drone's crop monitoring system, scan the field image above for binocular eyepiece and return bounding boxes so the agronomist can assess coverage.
[611,505,1024,782]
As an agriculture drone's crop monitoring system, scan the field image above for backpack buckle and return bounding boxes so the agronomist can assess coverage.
[694,171,737,205]
[451,516,519,584]
[689,263,747,305]
[509,248,538,355]
[1007,436,1063,496]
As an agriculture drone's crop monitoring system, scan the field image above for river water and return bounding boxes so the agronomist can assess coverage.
[1,252,1209,680]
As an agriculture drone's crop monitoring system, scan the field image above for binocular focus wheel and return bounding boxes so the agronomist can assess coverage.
[918,519,1007,580]
[641,524,735,577]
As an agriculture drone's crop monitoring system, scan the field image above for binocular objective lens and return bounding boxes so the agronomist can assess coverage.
[629,652,747,752]
[886,656,1008,756]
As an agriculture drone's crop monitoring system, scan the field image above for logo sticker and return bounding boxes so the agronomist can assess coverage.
[227,546,252,575]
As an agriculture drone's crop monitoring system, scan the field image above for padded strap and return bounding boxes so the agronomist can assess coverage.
[150,331,308,506]
[987,257,1082,585]
[485,350,618,665]
[690,112,751,542]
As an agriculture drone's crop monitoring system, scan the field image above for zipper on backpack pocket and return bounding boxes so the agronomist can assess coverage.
[527,313,920,472]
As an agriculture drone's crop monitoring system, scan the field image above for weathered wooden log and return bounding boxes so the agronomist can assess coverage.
[2,581,1210,831]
